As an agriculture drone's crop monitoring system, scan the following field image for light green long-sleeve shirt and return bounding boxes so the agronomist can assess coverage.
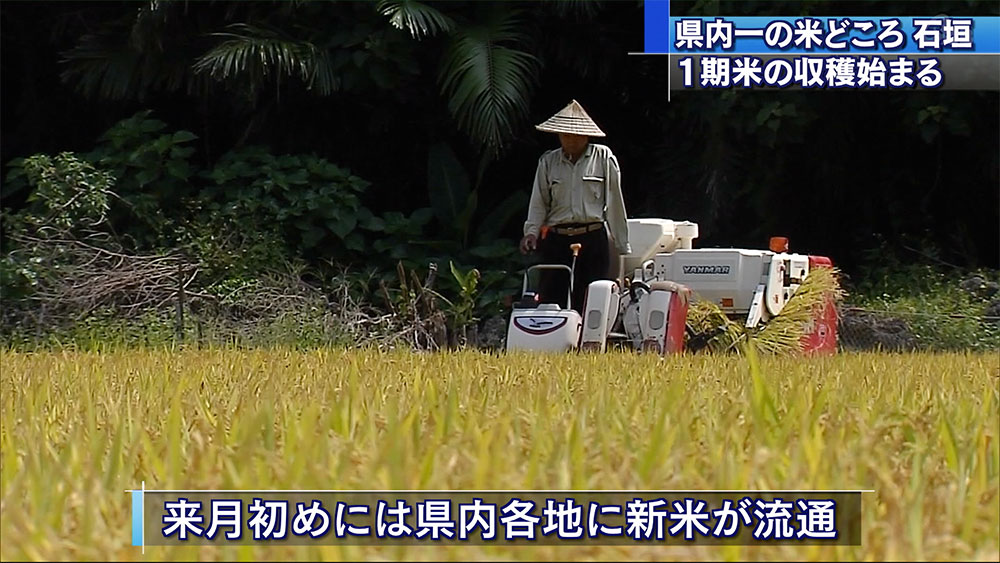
[523,143,631,255]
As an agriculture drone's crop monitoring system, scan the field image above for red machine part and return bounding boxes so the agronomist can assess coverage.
[802,256,838,355]
[664,290,689,355]
[638,287,689,355]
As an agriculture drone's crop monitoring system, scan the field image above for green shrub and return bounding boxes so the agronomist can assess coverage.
[849,264,1000,351]
[85,111,199,249]
[202,146,374,259]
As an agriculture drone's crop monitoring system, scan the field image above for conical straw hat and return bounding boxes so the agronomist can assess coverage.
[535,99,606,137]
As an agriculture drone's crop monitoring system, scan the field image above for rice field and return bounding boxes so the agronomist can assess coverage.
[1,349,997,561]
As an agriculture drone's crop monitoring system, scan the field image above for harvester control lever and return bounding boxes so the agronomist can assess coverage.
[568,243,583,297]
[629,280,650,302]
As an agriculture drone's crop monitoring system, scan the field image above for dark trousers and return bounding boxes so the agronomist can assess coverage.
[537,226,611,313]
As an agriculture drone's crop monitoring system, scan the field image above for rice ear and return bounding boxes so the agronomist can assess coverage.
[685,300,745,354]
[684,267,845,355]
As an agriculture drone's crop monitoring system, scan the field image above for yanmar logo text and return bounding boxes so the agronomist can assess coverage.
[683,265,731,275]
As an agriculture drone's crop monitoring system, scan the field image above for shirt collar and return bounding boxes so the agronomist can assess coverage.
[561,142,593,164]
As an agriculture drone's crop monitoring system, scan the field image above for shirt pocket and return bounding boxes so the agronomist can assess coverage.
[548,177,566,200]
[582,176,604,202]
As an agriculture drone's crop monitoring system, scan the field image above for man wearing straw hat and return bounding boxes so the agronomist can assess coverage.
[520,99,631,313]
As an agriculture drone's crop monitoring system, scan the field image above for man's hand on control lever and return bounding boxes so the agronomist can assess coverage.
[519,234,538,255]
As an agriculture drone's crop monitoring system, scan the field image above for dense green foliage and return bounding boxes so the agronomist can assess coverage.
[0,112,526,347]
[847,263,1000,351]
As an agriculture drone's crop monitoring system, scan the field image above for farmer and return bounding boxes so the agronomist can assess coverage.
[519,99,631,313]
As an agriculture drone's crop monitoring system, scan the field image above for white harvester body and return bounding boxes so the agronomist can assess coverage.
[506,218,836,354]
[505,303,582,352]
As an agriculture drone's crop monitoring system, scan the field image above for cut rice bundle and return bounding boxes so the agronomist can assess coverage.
[684,267,845,355]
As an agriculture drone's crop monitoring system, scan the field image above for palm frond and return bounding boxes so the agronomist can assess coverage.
[193,23,317,84]
[438,9,539,157]
[376,0,454,40]
[545,0,604,20]
[60,3,232,101]
[61,29,192,101]
[129,1,174,53]
[309,47,340,96]
[60,36,144,100]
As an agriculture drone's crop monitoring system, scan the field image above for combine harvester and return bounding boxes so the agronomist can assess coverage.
[506,219,838,355]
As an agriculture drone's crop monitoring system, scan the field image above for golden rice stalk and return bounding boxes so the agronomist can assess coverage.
[685,299,746,353]
[751,266,845,354]
[685,267,845,355]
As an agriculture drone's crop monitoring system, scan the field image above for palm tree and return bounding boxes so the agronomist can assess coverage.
[59,0,547,158]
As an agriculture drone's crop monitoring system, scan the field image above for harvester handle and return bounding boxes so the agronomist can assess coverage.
[629,280,650,302]
[567,243,583,307]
